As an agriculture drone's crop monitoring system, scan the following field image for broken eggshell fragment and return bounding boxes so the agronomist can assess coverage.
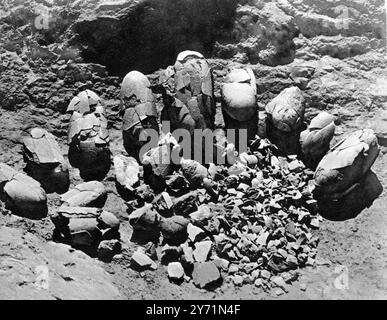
[160,50,215,133]
[317,170,383,221]
[180,159,208,187]
[67,90,111,181]
[221,68,258,140]
[23,127,70,194]
[314,129,380,195]
[114,155,140,200]
[61,181,107,208]
[265,87,306,155]
[121,71,159,160]
[300,112,335,169]
[128,203,161,232]
[0,163,47,219]
[141,134,180,192]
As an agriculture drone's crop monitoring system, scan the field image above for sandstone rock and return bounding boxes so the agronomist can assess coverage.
[314,129,380,195]
[128,204,160,232]
[68,217,102,248]
[167,262,185,282]
[159,215,189,244]
[180,242,195,266]
[97,210,120,230]
[23,127,70,194]
[165,174,190,195]
[67,90,110,181]
[216,2,298,66]
[120,71,159,160]
[0,226,122,300]
[232,274,244,286]
[192,262,221,289]
[97,239,121,261]
[296,35,382,60]
[152,192,173,217]
[161,244,182,265]
[271,276,288,293]
[180,159,208,187]
[212,257,230,272]
[134,184,155,203]
[260,270,271,280]
[61,181,107,208]
[173,191,198,216]
[0,163,47,219]
[113,155,140,199]
[300,112,335,169]
[189,205,214,224]
[131,251,156,270]
[254,278,264,288]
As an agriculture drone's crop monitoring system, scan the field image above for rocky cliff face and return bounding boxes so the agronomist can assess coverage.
[0,0,386,299]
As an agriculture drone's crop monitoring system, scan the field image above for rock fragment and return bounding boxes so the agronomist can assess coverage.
[180,159,208,187]
[193,240,212,262]
[159,215,189,244]
[161,244,182,265]
[152,192,173,217]
[192,262,222,289]
[173,191,198,216]
[187,223,206,243]
[97,240,121,262]
[23,127,70,194]
[168,262,185,282]
[131,251,156,270]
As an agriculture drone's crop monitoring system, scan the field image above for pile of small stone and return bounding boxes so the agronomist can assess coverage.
[51,206,121,261]
[124,136,321,292]
[51,181,121,261]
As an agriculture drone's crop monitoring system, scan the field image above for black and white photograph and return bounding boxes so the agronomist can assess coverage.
[0,0,386,305]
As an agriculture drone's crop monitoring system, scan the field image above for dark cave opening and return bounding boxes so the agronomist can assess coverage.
[72,0,239,77]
